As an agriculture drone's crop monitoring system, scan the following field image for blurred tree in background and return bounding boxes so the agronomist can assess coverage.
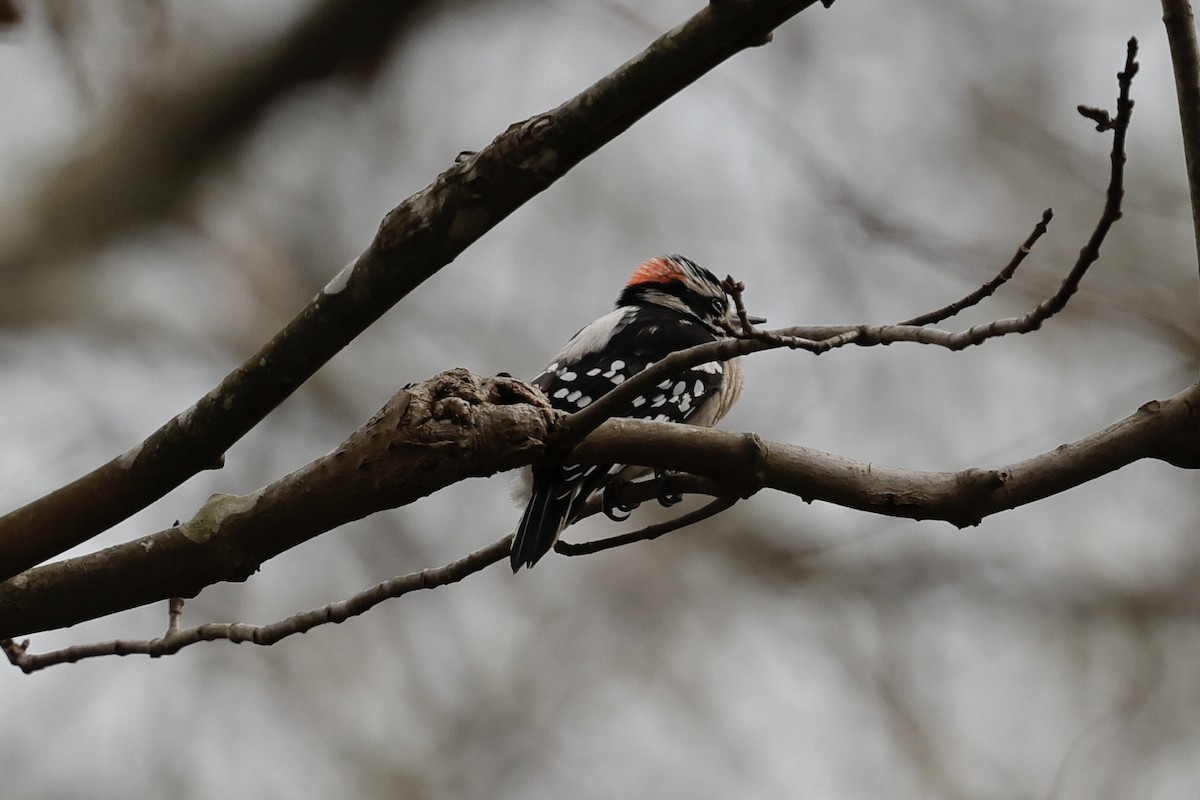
[0,1,1197,798]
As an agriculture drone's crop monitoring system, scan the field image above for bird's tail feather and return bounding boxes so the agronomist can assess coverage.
[511,466,573,572]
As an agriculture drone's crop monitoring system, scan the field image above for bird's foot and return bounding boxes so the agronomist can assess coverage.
[655,468,683,508]
[603,482,638,522]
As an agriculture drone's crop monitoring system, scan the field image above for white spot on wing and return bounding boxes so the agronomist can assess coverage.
[632,396,646,407]
[602,359,626,377]
[554,388,570,399]
[560,371,577,382]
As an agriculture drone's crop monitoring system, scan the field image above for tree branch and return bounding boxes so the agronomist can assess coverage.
[570,382,1200,523]
[2,538,511,673]
[1161,2,1200,283]
[564,38,1137,447]
[0,0,822,583]
[900,208,1053,327]
[1,369,1195,642]
[0,371,554,638]
[0,32,1172,668]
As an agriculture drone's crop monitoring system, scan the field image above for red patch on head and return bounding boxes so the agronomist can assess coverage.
[626,256,682,288]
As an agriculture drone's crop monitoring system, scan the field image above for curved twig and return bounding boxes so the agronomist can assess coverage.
[555,496,739,558]
[2,538,511,673]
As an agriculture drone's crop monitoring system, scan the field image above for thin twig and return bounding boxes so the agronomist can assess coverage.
[569,50,1136,441]
[555,496,738,557]
[0,538,511,673]
[755,42,1138,351]
[721,275,758,335]
[901,208,1054,326]
[166,597,184,636]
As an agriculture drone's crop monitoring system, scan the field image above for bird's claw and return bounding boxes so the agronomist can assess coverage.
[655,468,683,507]
[603,482,637,522]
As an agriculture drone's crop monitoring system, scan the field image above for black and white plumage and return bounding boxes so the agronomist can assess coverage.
[511,254,745,572]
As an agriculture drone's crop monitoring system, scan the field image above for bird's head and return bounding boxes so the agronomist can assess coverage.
[618,254,765,333]
[618,254,734,332]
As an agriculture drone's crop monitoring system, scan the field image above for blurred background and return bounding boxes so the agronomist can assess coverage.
[1,0,1198,797]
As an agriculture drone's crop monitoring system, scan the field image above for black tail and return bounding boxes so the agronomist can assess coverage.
[511,466,573,572]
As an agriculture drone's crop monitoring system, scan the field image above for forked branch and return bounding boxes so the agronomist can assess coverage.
[0,38,1169,671]
[567,41,1139,450]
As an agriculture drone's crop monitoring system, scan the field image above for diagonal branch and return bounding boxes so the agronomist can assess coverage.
[0,0,822,583]
[2,538,512,673]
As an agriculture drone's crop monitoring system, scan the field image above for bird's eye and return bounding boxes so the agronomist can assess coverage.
[711,298,726,315]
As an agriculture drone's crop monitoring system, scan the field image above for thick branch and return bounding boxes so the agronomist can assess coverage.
[0,371,1195,640]
[0,371,554,637]
[0,0,820,582]
[572,383,1200,525]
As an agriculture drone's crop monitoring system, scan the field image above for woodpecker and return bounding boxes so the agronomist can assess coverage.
[511,254,748,572]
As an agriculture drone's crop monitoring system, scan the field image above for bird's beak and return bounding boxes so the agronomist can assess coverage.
[745,314,767,325]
